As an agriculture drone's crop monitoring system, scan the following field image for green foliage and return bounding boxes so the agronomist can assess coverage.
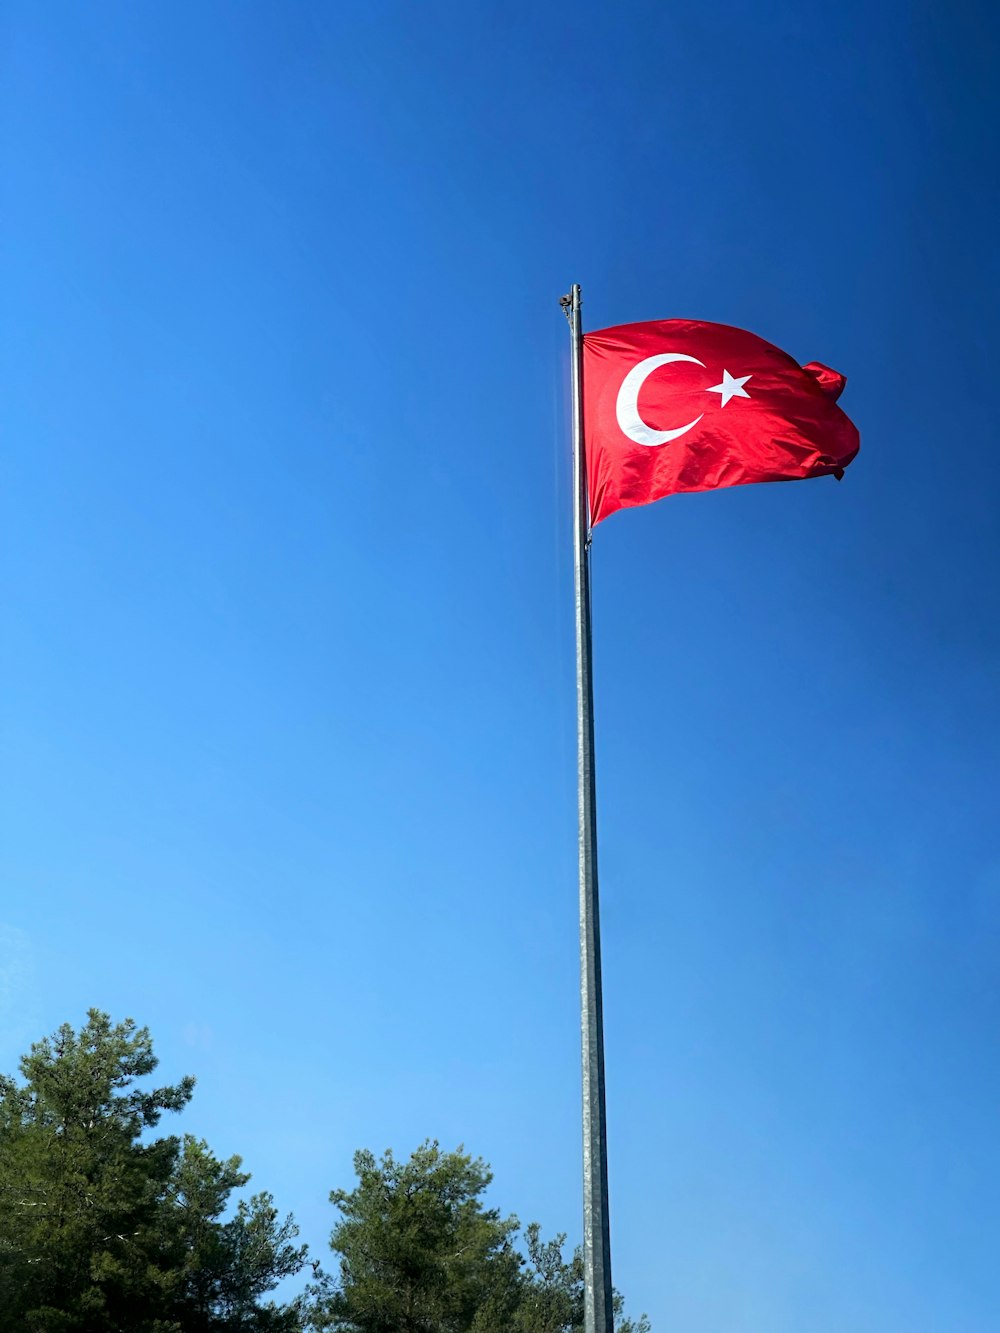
[516,1225,650,1333]
[1,1018,649,1332]
[311,1142,522,1333]
[164,1137,308,1332]
[306,1141,648,1333]
[0,1010,306,1332]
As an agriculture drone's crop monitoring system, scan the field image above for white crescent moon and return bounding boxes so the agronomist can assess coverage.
[616,352,706,447]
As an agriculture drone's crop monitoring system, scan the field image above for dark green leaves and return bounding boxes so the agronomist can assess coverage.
[308,1141,648,1333]
[0,1011,306,1333]
[1,1017,649,1332]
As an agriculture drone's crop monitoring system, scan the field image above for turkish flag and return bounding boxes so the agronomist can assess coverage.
[583,319,860,526]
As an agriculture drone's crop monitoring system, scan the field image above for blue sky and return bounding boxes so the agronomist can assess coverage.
[2,2,998,1328]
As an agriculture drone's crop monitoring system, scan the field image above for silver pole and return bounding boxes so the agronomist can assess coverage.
[562,282,614,1333]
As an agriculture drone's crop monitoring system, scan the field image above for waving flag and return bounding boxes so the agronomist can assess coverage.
[583,318,860,525]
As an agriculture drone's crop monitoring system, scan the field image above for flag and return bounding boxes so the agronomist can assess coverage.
[583,318,860,526]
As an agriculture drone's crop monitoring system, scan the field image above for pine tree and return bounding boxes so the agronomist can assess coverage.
[0,1011,306,1332]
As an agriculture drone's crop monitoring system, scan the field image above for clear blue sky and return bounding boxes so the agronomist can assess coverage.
[2,3,998,1328]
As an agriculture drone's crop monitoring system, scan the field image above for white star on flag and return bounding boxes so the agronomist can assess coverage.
[706,369,752,408]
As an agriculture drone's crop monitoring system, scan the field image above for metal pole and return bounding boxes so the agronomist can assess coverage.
[562,282,614,1333]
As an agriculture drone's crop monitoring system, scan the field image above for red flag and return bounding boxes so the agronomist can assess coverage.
[583,319,860,526]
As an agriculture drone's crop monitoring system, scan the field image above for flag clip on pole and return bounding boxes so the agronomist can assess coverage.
[562,284,614,1333]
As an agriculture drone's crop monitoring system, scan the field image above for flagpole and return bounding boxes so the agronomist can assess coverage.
[562,282,614,1333]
